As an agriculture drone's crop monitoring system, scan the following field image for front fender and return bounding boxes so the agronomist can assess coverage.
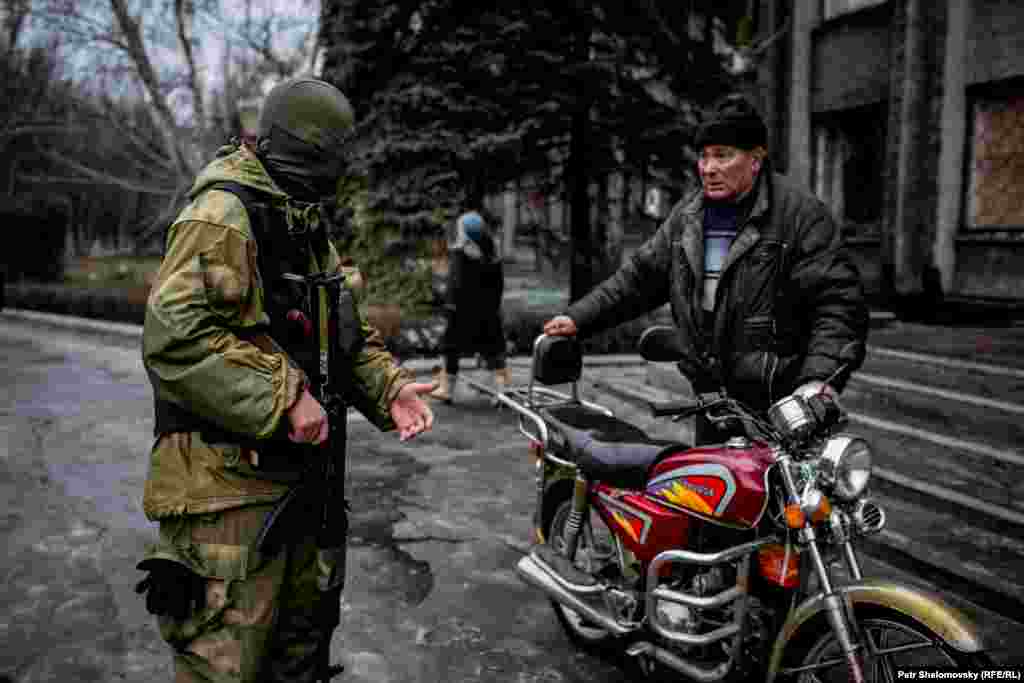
[766,578,986,682]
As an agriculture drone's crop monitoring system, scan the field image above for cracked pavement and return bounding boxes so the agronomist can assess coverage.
[6,311,1023,681]
[0,317,630,682]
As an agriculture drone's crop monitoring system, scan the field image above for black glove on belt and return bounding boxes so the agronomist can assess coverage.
[135,558,206,620]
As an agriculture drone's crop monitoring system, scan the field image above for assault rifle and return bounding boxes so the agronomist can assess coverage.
[254,269,363,682]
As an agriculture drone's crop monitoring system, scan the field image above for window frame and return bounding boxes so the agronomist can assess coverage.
[810,102,888,238]
[821,0,888,23]
[963,77,1024,233]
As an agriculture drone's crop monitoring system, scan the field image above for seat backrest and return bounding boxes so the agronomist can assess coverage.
[532,334,583,386]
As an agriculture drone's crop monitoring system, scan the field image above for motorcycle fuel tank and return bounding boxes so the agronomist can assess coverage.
[644,441,776,529]
[591,441,776,563]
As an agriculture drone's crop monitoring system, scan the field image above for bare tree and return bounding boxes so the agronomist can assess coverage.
[19,0,322,247]
[1,0,30,51]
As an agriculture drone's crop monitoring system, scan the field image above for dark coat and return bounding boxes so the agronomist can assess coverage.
[441,233,506,356]
[566,171,869,411]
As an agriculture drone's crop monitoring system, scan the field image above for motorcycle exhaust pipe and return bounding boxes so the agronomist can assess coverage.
[515,554,632,636]
[627,642,733,683]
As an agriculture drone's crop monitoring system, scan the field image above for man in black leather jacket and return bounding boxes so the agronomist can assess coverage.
[544,94,868,441]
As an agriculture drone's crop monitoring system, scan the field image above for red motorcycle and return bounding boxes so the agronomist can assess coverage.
[496,329,992,682]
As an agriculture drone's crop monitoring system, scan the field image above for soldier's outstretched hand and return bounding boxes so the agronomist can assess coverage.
[391,382,437,441]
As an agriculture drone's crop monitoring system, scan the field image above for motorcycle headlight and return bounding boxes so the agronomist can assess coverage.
[817,435,872,501]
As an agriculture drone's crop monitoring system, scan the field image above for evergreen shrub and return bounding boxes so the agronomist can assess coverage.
[333,176,440,318]
[0,196,68,283]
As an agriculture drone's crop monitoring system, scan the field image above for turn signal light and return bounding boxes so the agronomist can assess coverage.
[758,543,800,588]
[784,503,806,529]
[528,441,543,462]
[810,495,832,524]
[784,494,832,528]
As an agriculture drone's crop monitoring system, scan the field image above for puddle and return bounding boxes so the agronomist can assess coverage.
[347,442,437,607]
[46,461,149,531]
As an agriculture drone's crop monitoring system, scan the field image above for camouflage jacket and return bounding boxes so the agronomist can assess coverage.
[142,144,412,521]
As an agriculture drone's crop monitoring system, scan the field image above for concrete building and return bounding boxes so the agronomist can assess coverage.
[753,0,1024,307]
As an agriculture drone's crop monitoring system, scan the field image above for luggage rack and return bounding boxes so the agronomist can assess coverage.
[462,334,616,468]
[467,377,615,469]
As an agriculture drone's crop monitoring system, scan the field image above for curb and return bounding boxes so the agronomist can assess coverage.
[1,308,144,340]
[398,353,645,375]
[870,310,897,327]
[1,307,650,371]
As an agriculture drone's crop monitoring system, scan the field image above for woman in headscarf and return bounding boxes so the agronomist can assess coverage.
[430,210,509,403]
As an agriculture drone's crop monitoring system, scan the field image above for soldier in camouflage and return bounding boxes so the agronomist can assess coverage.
[135,78,436,682]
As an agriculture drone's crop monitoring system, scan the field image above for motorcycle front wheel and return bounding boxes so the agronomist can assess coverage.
[546,500,623,650]
[787,608,993,682]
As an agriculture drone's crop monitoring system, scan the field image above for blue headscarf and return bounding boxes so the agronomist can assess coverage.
[451,210,498,262]
[460,211,484,242]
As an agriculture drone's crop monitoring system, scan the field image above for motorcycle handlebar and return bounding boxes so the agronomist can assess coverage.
[648,399,702,418]
[648,393,733,420]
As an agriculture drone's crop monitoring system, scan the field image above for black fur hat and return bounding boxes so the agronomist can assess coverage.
[695,94,768,150]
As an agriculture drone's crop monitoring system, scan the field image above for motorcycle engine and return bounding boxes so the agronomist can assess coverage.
[655,599,699,635]
[653,565,732,641]
[641,564,775,679]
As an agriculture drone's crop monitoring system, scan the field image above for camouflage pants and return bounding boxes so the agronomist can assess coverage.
[152,504,343,683]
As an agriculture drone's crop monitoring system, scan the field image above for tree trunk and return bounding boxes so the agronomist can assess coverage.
[109,0,194,181]
[2,0,30,51]
[569,8,593,303]
[502,180,518,260]
[174,0,206,142]
[568,105,592,303]
[605,169,625,270]
[590,177,613,284]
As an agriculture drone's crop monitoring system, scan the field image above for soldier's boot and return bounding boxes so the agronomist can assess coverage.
[429,368,456,404]
[490,367,511,408]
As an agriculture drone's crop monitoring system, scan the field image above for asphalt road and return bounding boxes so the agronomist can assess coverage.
[2,312,1023,682]
[0,316,629,683]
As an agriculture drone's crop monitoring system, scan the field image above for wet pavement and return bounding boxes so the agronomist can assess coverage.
[0,314,633,683]
[3,308,1024,681]
[0,324,168,682]
[339,408,632,683]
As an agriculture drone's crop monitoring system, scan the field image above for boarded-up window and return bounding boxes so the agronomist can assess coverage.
[823,0,887,22]
[967,94,1024,228]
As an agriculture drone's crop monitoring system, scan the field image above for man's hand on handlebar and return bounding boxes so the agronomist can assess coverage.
[793,380,837,400]
[543,315,578,337]
[793,381,844,430]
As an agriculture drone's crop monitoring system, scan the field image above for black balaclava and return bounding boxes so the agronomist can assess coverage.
[255,78,355,202]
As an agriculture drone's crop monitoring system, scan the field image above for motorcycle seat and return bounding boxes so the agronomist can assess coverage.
[541,404,687,490]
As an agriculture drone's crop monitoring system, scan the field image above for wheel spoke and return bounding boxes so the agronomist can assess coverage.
[789,655,848,678]
[877,652,898,683]
[548,502,611,643]
[804,670,830,683]
[867,626,892,683]
[799,615,959,683]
